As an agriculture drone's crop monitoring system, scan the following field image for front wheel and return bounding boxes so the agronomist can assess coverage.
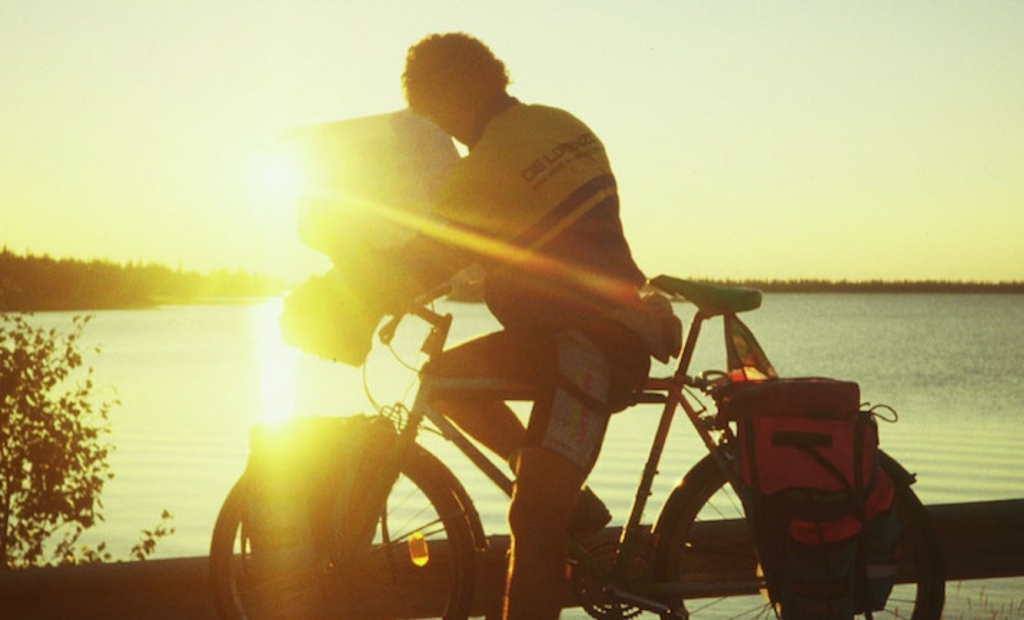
[653,451,945,619]
[209,444,478,620]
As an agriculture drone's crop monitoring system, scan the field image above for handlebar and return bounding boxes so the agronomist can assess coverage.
[377,280,454,354]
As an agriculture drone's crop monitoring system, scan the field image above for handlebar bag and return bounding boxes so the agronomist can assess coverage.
[719,377,898,617]
[280,257,426,366]
[280,272,384,366]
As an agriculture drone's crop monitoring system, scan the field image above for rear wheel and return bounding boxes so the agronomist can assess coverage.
[210,445,477,619]
[654,452,945,619]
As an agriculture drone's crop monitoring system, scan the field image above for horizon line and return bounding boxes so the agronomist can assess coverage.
[4,247,1022,288]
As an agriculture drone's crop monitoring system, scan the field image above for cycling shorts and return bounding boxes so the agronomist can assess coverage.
[421,321,649,473]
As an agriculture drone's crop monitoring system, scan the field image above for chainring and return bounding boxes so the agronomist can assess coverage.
[570,534,651,620]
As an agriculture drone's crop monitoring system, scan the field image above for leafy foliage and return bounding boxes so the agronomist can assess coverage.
[0,314,173,569]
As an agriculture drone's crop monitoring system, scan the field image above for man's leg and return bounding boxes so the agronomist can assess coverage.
[504,447,585,620]
[434,396,524,462]
[504,330,613,620]
[423,331,542,463]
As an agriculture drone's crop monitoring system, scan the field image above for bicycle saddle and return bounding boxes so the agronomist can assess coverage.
[649,275,762,316]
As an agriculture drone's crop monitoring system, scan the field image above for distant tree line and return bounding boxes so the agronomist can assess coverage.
[0,249,286,311]
[703,278,1024,294]
[447,274,1024,303]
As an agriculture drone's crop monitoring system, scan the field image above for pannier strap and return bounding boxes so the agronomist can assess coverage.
[771,428,863,505]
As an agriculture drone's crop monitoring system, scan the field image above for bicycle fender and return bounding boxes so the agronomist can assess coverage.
[879,449,917,489]
[651,454,721,540]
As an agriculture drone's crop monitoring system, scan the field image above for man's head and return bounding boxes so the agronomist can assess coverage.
[402,33,509,146]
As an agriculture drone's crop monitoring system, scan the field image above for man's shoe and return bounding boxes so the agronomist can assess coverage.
[568,487,612,535]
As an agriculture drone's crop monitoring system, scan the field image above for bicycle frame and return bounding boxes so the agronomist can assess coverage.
[372,290,760,614]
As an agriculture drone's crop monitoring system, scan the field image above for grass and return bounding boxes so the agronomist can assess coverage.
[947,580,1024,619]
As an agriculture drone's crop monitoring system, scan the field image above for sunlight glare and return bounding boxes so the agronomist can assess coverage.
[253,298,298,425]
[255,150,302,205]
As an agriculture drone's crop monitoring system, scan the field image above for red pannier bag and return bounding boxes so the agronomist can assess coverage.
[719,378,898,618]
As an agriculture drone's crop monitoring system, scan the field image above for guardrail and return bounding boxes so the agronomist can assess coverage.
[2,499,1021,620]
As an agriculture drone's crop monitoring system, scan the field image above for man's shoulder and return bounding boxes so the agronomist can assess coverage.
[477,103,595,155]
[505,102,587,130]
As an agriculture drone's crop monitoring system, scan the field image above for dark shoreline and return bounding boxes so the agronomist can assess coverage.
[6,280,1023,313]
[701,279,1024,295]
[1,249,285,313]
[3,296,277,313]
[4,247,1021,311]
[445,278,1024,303]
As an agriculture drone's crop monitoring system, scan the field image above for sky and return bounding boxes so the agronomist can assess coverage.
[2,1,1022,284]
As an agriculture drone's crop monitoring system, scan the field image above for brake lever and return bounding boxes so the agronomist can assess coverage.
[415,281,453,306]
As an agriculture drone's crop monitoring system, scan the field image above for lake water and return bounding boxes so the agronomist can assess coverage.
[27,293,1024,616]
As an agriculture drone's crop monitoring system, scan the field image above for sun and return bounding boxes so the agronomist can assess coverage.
[255,150,302,205]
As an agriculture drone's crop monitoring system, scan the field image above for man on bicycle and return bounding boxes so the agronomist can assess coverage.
[400,33,652,620]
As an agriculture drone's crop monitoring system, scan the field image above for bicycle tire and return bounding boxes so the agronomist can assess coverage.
[653,451,945,619]
[209,444,477,620]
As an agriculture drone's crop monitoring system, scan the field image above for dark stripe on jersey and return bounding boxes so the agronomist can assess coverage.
[511,173,617,249]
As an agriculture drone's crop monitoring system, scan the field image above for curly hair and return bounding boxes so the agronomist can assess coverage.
[402,33,509,113]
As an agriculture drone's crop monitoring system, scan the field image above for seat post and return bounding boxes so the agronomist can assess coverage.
[673,311,707,381]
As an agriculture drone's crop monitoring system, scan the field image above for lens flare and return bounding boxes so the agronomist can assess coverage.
[253,298,297,425]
